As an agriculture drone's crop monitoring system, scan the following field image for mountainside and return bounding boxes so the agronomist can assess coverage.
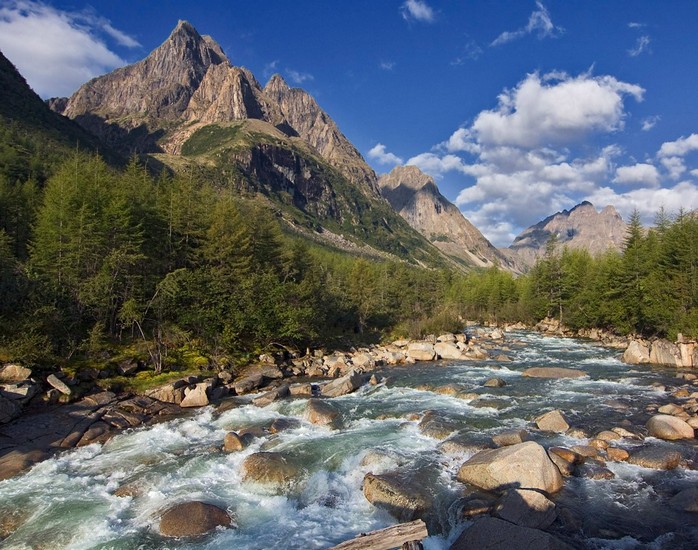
[378,165,517,270]
[507,201,627,267]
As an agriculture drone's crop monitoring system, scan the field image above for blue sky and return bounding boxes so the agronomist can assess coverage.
[1,0,698,246]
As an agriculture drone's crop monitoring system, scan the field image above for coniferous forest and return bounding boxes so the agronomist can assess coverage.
[1,144,697,386]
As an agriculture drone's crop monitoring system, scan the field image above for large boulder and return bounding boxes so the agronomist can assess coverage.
[434,342,463,360]
[627,446,683,470]
[321,370,364,397]
[535,410,570,433]
[407,343,436,361]
[146,380,187,404]
[159,501,233,538]
[180,382,210,408]
[0,364,32,383]
[241,452,299,486]
[456,441,563,494]
[306,399,340,427]
[494,488,557,529]
[646,414,694,440]
[362,473,430,522]
[450,516,574,550]
[623,340,650,364]
[522,367,587,379]
[650,339,681,367]
[252,384,289,407]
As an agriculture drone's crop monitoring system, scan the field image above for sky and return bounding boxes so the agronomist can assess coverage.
[1,0,698,246]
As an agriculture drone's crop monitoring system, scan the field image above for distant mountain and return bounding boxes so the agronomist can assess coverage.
[378,165,518,271]
[506,201,627,268]
[50,21,444,266]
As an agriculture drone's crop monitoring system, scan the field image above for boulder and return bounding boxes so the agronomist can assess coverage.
[407,343,436,361]
[269,417,301,433]
[437,333,456,343]
[289,383,314,397]
[669,487,698,512]
[351,352,375,369]
[223,432,246,452]
[646,414,694,440]
[362,473,430,522]
[491,429,530,447]
[434,342,463,360]
[418,411,459,440]
[494,488,557,529]
[535,410,570,433]
[522,367,587,379]
[46,374,71,395]
[241,452,299,486]
[606,447,630,462]
[321,370,364,398]
[575,461,615,480]
[307,399,340,427]
[449,516,574,550]
[0,364,32,383]
[252,384,289,407]
[627,446,683,470]
[0,394,22,424]
[0,448,50,481]
[146,381,187,404]
[232,374,264,395]
[159,501,233,538]
[483,378,506,388]
[456,441,563,494]
[623,340,650,364]
[180,382,210,408]
[650,339,681,367]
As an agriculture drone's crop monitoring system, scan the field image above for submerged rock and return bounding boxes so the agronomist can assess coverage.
[159,501,233,538]
[456,441,563,494]
[522,367,587,379]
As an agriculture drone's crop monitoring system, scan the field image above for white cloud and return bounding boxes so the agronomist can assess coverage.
[471,72,644,148]
[443,128,481,154]
[641,115,660,131]
[379,61,395,71]
[405,152,465,178]
[286,69,314,84]
[613,163,660,187]
[658,134,698,157]
[660,156,686,180]
[628,22,646,29]
[263,59,280,78]
[628,35,651,57]
[0,0,137,98]
[400,0,435,23]
[491,1,563,47]
[368,144,403,166]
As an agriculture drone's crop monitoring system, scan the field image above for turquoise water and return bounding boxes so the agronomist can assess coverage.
[1,331,697,549]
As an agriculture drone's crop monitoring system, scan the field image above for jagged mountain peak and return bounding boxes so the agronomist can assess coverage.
[264,73,291,95]
[380,165,438,193]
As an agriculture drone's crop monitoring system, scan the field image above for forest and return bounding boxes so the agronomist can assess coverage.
[0,146,697,382]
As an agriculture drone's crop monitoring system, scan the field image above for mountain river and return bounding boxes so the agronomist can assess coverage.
[1,331,697,549]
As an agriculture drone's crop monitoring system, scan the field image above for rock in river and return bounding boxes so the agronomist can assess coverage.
[522,367,587,379]
[646,414,694,440]
[159,501,233,538]
[449,516,574,550]
[241,452,299,486]
[362,473,430,522]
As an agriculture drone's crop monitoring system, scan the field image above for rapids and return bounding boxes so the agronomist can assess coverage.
[1,331,697,549]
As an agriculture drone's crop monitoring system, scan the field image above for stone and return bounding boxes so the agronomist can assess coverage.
[622,340,650,364]
[418,411,459,439]
[437,333,456,343]
[449,516,574,550]
[289,383,314,397]
[494,488,557,529]
[407,343,436,361]
[627,446,682,470]
[146,382,186,404]
[589,438,609,450]
[535,410,570,433]
[351,352,375,369]
[571,445,598,458]
[0,364,32,383]
[223,432,246,452]
[483,378,506,388]
[491,429,530,447]
[434,342,463,360]
[522,367,587,379]
[241,452,299,486]
[362,473,430,522]
[180,382,210,408]
[46,374,71,395]
[495,354,512,362]
[159,501,233,538]
[606,447,630,462]
[269,418,301,434]
[646,414,694,440]
[233,374,264,395]
[307,399,340,427]
[669,488,698,512]
[575,461,615,480]
[0,448,51,481]
[0,394,21,424]
[321,370,364,397]
[658,403,684,415]
[456,441,563,494]
[252,384,289,407]
[596,430,621,441]
[548,447,583,464]
[0,382,39,404]
[650,339,681,367]
[547,451,575,477]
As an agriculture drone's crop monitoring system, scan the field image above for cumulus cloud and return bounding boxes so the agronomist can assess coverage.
[613,163,660,187]
[658,134,698,157]
[368,144,404,166]
[470,72,644,148]
[405,153,467,178]
[286,69,314,84]
[660,156,686,180]
[641,115,660,131]
[628,35,651,57]
[491,1,563,47]
[400,0,435,23]
[0,0,138,98]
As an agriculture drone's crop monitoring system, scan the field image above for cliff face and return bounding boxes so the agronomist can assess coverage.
[378,165,516,270]
[507,201,627,267]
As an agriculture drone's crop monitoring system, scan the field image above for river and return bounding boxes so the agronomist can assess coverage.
[1,331,697,549]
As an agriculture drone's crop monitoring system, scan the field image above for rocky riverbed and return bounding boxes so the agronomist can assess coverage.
[1,329,698,549]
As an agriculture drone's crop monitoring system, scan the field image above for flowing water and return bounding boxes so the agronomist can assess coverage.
[1,331,698,549]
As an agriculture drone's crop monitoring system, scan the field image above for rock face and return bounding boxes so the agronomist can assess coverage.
[378,165,515,270]
[159,501,233,538]
[649,339,681,367]
[507,201,627,269]
[450,516,574,550]
[456,441,563,494]
[646,415,694,440]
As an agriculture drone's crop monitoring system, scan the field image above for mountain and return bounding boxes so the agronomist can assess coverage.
[50,21,444,266]
[507,201,627,267]
[378,165,517,270]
